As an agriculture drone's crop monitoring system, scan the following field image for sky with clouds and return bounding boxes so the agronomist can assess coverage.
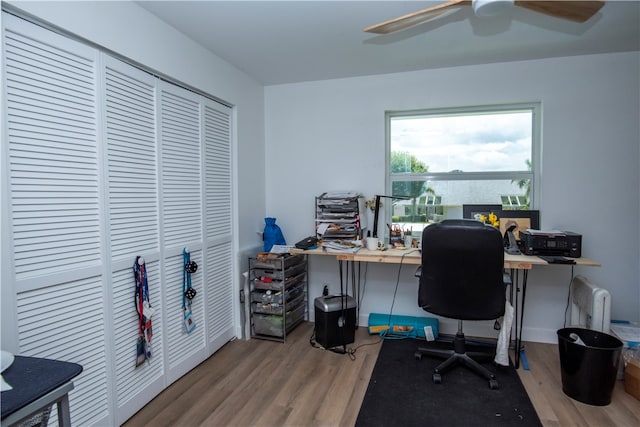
[391,111,532,173]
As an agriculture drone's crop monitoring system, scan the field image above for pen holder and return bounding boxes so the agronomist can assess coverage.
[389,231,402,247]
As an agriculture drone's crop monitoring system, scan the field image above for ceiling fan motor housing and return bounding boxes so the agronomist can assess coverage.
[472,0,515,17]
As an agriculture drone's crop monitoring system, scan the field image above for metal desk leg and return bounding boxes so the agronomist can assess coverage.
[353,261,361,328]
[513,269,529,369]
[57,393,72,427]
[513,268,520,368]
[337,259,362,328]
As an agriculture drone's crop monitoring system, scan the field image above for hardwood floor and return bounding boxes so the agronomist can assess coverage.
[124,322,640,426]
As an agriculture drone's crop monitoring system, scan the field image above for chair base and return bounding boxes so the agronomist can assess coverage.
[415,331,499,389]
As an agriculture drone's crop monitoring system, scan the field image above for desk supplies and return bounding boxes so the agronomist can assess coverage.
[295,236,318,250]
[539,255,576,264]
[322,240,361,253]
[315,192,367,241]
[503,224,522,255]
[371,194,410,238]
[389,224,403,246]
[365,237,379,251]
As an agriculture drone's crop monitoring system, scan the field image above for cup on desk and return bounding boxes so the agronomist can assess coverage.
[366,237,379,251]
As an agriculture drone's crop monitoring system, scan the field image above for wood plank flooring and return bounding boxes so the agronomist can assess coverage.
[123,322,640,426]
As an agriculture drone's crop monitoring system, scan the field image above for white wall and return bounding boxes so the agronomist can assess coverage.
[1,0,266,347]
[265,51,640,343]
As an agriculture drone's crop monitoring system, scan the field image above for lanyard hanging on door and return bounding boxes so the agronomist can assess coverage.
[134,256,153,366]
[183,248,198,333]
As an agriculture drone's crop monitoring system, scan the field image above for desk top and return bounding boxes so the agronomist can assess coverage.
[294,247,600,269]
[1,356,83,420]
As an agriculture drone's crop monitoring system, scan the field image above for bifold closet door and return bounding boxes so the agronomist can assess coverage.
[158,82,208,384]
[3,13,110,426]
[3,11,236,426]
[202,99,235,353]
[103,56,166,424]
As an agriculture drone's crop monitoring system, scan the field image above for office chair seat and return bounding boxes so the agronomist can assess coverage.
[415,219,507,389]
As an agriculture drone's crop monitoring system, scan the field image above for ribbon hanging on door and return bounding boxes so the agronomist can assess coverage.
[183,247,198,333]
[134,256,153,366]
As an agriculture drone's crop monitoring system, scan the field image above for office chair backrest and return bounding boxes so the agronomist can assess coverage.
[419,219,506,321]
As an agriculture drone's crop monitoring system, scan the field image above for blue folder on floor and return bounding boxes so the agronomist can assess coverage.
[368,313,439,339]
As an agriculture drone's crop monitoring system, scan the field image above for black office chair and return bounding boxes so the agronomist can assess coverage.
[415,219,507,389]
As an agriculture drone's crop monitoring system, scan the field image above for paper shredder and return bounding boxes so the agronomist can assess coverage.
[314,295,356,349]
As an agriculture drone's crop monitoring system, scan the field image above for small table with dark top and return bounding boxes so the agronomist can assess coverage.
[1,356,83,427]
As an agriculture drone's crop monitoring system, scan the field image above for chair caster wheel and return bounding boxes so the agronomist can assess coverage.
[489,379,499,389]
[414,351,423,360]
[433,373,442,384]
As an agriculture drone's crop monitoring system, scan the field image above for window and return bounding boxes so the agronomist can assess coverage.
[387,103,540,232]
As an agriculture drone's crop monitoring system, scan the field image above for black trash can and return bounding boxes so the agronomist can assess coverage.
[557,327,623,406]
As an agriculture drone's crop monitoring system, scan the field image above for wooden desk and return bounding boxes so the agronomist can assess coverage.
[296,246,600,368]
[297,246,600,269]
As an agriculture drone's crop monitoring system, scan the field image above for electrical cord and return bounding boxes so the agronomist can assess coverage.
[309,249,421,358]
[339,260,348,355]
[384,249,420,339]
[359,261,369,308]
[563,265,576,328]
[307,263,351,357]
[309,320,379,361]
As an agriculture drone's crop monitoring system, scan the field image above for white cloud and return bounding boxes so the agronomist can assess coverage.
[391,112,531,172]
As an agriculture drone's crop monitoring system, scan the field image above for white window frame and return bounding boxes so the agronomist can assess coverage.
[385,102,541,221]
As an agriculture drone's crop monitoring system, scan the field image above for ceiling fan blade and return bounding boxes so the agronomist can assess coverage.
[364,0,470,34]
[515,0,604,23]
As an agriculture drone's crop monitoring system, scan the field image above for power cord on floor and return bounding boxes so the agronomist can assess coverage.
[309,250,419,359]
[309,320,383,361]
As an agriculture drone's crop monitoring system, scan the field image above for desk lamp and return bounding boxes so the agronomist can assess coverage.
[372,194,411,238]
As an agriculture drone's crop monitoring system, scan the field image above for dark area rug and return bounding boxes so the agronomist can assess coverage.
[356,338,542,427]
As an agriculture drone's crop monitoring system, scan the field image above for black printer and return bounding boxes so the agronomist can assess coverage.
[520,230,582,258]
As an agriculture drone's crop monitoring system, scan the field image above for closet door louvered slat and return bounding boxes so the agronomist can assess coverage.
[3,14,109,426]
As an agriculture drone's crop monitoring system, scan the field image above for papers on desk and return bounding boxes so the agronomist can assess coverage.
[526,229,565,235]
[322,240,362,253]
[317,222,359,240]
[269,245,295,254]
[321,191,359,199]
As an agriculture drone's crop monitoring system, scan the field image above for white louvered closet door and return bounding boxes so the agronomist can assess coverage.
[202,99,235,353]
[102,56,166,424]
[159,82,208,384]
[3,13,109,426]
[3,12,236,426]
